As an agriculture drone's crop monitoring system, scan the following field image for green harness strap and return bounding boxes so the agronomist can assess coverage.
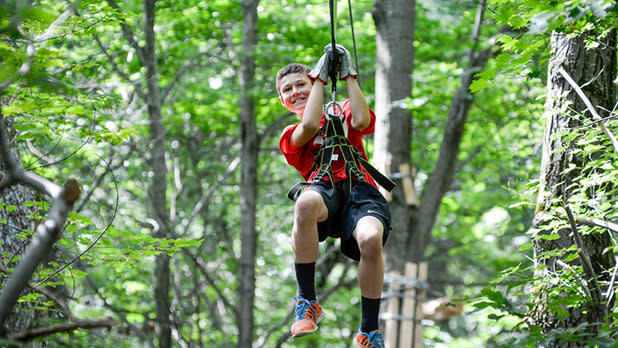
[287,108,395,201]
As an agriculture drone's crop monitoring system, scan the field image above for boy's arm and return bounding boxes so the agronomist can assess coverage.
[345,76,371,131]
[290,81,324,148]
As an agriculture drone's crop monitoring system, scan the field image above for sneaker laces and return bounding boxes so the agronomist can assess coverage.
[294,296,315,322]
[358,330,384,348]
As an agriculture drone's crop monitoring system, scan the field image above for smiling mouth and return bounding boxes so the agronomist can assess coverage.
[292,98,306,105]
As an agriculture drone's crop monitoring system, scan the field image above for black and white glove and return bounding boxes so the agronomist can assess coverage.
[308,52,330,85]
[335,44,357,80]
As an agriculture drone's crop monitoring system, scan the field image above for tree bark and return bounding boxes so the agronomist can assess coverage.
[238,0,259,347]
[142,1,172,347]
[372,0,415,271]
[530,29,616,345]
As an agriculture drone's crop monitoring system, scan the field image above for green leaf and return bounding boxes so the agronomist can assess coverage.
[537,233,561,241]
[470,78,488,93]
[563,252,579,262]
[520,242,534,251]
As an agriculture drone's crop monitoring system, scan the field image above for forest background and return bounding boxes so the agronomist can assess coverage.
[1,0,617,347]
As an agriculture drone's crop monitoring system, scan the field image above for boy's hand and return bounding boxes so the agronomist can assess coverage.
[308,53,330,85]
[335,44,357,80]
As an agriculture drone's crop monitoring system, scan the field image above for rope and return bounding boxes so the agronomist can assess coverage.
[328,0,338,101]
[328,0,361,96]
[346,0,360,84]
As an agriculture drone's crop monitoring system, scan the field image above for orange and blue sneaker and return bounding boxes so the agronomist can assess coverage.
[353,329,384,348]
[290,296,324,338]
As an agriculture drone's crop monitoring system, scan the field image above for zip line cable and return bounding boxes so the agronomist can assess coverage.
[346,0,360,85]
[327,0,361,91]
[328,0,339,102]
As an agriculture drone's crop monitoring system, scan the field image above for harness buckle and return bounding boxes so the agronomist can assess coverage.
[324,101,342,121]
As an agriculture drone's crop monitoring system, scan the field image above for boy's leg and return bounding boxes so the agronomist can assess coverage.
[291,190,329,337]
[353,216,384,334]
[292,190,328,264]
[343,182,389,347]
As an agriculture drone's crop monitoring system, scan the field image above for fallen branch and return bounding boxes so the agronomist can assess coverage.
[8,318,113,341]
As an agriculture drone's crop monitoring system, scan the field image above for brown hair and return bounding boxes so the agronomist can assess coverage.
[275,63,311,94]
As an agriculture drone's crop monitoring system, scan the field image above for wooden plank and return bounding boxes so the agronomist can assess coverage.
[399,263,416,347]
[413,263,428,348]
[399,163,419,207]
[384,271,400,348]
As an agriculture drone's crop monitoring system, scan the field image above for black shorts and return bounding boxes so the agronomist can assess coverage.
[301,179,392,261]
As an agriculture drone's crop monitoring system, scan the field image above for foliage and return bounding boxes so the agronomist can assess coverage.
[467,1,618,347]
[472,0,618,93]
[1,0,616,347]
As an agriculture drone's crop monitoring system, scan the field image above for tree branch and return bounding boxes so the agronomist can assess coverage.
[0,110,62,197]
[105,0,146,65]
[34,8,73,42]
[0,109,82,333]
[0,40,34,95]
[558,67,618,153]
[75,147,132,213]
[182,250,239,321]
[182,156,240,235]
[0,264,74,320]
[258,112,295,147]
[85,276,156,348]
[93,35,147,100]
[8,318,113,341]
[575,217,618,234]
[0,6,74,94]
[414,0,492,255]
[0,179,81,333]
[562,187,606,316]
[63,0,146,99]
[160,51,212,104]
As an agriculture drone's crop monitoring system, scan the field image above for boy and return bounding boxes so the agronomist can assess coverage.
[276,44,391,348]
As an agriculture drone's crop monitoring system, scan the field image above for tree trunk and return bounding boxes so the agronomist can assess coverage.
[0,115,39,334]
[143,1,171,347]
[372,0,492,268]
[238,0,259,347]
[412,42,492,259]
[530,29,616,346]
[372,0,415,271]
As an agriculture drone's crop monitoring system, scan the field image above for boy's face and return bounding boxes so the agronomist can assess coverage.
[278,72,312,114]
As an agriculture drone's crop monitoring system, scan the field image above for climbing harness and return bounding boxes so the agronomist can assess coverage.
[287,0,395,201]
[287,102,395,201]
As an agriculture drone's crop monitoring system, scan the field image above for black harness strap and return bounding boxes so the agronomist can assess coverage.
[287,107,395,201]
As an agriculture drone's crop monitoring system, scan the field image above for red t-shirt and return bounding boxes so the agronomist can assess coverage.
[279,99,377,188]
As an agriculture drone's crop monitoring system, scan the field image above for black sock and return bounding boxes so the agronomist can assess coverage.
[295,262,316,301]
[360,296,381,333]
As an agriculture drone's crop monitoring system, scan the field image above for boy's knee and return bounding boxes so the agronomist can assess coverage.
[294,191,327,223]
[355,217,383,258]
